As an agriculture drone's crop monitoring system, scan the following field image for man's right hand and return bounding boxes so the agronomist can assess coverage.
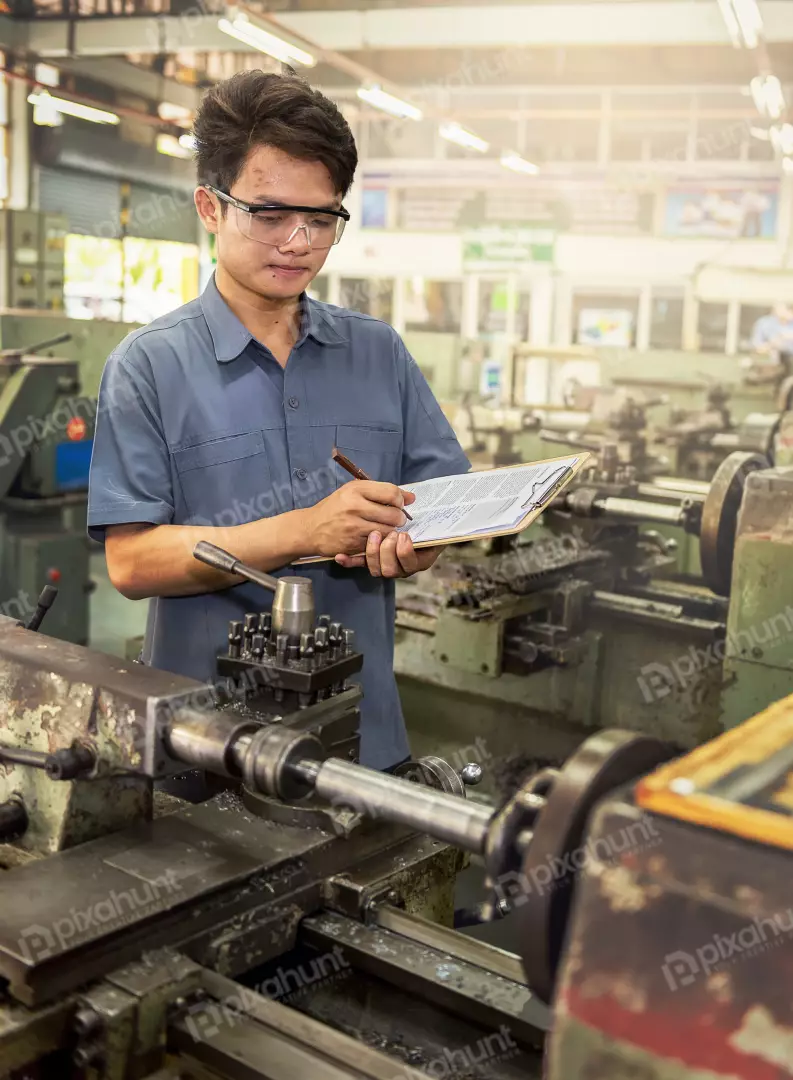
[301,480,415,556]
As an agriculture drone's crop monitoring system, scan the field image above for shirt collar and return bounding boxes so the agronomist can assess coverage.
[201,275,345,364]
[302,294,347,347]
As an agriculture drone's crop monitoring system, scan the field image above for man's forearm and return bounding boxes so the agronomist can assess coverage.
[106,509,314,600]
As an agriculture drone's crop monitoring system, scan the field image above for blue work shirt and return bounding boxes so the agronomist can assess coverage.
[751,313,793,352]
[88,276,470,769]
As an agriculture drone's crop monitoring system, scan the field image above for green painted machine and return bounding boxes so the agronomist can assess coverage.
[0,336,95,644]
[396,444,793,800]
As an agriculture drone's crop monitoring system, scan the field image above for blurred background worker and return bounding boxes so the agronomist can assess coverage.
[751,303,793,361]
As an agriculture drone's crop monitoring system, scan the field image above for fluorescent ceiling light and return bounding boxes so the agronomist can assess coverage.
[783,157,793,174]
[179,133,197,151]
[157,133,192,159]
[770,124,793,156]
[158,102,193,124]
[750,74,785,120]
[27,90,119,125]
[439,122,488,153]
[500,151,539,175]
[750,125,771,140]
[34,62,59,88]
[356,85,422,121]
[717,0,763,49]
[217,13,315,67]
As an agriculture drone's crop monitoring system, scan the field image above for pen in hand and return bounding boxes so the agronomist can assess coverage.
[332,447,414,521]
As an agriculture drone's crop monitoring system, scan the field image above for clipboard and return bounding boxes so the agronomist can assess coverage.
[295,452,591,564]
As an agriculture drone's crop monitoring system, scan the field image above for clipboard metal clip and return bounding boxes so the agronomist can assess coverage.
[520,465,574,513]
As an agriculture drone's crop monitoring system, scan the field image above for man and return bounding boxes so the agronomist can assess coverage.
[88,71,469,771]
[751,303,793,360]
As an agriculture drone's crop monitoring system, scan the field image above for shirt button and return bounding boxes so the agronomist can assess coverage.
[295,468,308,481]
[288,396,300,409]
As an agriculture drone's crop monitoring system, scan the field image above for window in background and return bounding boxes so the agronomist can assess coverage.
[339,277,394,322]
[122,237,199,324]
[738,304,770,352]
[306,275,329,303]
[478,280,510,336]
[64,234,123,320]
[696,302,730,353]
[64,235,198,323]
[572,291,639,346]
[404,278,462,333]
[649,292,685,349]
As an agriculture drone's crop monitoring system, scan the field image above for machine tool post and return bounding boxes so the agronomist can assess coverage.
[193,542,315,640]
[290,757,496,855]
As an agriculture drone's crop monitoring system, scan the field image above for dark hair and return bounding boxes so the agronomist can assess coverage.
[193,70,357,197]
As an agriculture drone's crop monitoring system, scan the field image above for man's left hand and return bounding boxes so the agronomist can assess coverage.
[335,531,445,578]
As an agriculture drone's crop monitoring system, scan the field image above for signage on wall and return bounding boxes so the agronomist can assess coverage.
[373,180,655,235]
[462,225,555,269]
[577,309,635,347]
[662,183,779,239]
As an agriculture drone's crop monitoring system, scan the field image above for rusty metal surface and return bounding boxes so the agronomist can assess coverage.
[549,792,793,1079]
[516,730,675,1004]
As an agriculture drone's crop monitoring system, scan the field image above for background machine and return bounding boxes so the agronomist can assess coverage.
[395,449,793,801]
[0,333,94,645]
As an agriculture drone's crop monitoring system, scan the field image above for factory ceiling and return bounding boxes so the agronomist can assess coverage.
[1,0,791,168]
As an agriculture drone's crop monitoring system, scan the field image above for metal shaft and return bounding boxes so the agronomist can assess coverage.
[166,712,496,855]
[292,757,495,855]
[593,496,689,526]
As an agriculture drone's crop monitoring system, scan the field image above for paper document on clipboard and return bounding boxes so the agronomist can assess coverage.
[294,453,589,562]
[394,455,583,546]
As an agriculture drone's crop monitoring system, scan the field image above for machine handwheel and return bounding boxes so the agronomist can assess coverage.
[515,729,675,1004]
[699,451,768,597]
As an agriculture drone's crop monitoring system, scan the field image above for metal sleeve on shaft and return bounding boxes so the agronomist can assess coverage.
[311,759,494,855]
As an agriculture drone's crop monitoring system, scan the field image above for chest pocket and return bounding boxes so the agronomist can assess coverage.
[172,431,272,526]
[334,425,402,489]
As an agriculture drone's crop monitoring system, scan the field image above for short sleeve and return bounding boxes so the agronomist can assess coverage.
[397,338,470,484]
[751,316,771,350]
[87,341,174,543]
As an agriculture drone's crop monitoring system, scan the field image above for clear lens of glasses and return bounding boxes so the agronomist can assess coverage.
[236,207,346,249]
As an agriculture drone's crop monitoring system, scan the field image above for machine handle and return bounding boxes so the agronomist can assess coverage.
[0,332,73,360]
[193,541,280,593]
[25,585,58,632]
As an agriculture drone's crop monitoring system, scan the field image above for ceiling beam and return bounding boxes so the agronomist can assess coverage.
[55,56,200,112]
[14,3,793,58]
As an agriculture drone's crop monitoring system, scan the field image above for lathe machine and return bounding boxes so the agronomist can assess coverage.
[395,442,793,799]
[0,332,96,646]
[1,540,792,1079]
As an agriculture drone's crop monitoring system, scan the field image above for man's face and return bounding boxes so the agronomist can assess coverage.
[197,144,340,301]
[774,304,793,323]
